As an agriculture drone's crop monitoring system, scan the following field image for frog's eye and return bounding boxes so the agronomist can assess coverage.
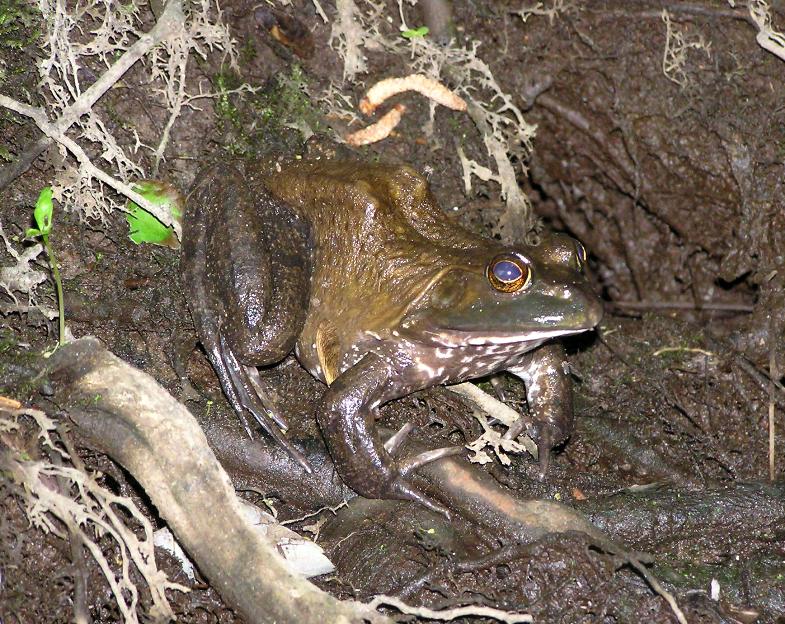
[575,242,587,270]
[487,256,531,293]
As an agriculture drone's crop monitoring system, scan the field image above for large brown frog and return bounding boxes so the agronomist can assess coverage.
[182,159,603,515]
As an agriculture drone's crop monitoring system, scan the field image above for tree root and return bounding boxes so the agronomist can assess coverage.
[46,337,386,624]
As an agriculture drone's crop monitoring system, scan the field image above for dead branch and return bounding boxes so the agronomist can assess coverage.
[0,96,178,235]
[46,337,387,624]
[0,0,185,223]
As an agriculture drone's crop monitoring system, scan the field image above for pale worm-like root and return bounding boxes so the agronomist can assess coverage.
[344,104,406,146]
[359,74,467,115]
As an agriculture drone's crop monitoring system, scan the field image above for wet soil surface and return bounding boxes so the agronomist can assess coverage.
[2,1,785,623]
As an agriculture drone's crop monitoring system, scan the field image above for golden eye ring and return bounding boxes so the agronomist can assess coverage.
[487,255,531,293]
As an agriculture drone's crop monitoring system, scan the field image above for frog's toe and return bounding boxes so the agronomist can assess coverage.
[393,480,453,521]
[502,416,529,441]
[398,446,464,475]
[384,422,415,455]
[243,364,289,430]
[219,338,313,474]
[536,431,553,477]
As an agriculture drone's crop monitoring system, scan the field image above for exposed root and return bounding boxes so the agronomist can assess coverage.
[0,406,187,624]
[359,74,467,114]
[368,594,532,622]
[345,104,406,145]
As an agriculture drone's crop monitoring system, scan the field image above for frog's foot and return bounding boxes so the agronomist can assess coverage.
[392,443,464,519]
[218,336,313,473]
[391,478,453,520]
[378,423,463,517]
[321,353,464,516]
[384,422,415,455]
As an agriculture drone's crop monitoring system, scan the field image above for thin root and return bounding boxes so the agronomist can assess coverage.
[345,104,406,146]
[359,74,466,115]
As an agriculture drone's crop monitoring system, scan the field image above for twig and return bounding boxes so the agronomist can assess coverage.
[448,382,538,457]
[0,96,180,237]
[586,3,749,22]
[368,594,532,623]
[0,0,185,232]
[652,346,714,357]
[152,44,188,176]
[611,300,754,313]
[310,0,328,22]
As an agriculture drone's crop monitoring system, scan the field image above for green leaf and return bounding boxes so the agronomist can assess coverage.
[126,180,183,247]
[126,205,174,245]
[33,186,53,235]
[25,228,41,238]
[401,26,429,39]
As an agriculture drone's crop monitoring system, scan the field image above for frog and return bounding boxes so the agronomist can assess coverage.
[181,158,603,516]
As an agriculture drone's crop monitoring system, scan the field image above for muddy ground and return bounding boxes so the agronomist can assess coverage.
[1,0,784,623]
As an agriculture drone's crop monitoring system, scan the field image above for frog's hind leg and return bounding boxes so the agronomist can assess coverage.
[182,162,312,472]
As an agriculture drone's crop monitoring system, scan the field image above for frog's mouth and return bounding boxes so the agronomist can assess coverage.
[406,325,593,349]
[398,291,604,348]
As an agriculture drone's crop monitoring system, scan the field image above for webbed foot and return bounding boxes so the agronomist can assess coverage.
[216,335,313,473]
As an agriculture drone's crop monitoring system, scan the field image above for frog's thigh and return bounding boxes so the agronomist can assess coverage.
[508,342,573,443]
[207,182,312,365]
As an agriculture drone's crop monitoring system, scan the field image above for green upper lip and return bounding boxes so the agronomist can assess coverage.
[416,326,592,348]
[399,289,604,348]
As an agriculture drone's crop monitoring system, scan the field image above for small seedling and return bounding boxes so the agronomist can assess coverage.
[25,187,65,346]
[126,181,183,248]
[401,25,429,39]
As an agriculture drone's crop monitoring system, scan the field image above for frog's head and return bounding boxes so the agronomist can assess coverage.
[398,233,603,349]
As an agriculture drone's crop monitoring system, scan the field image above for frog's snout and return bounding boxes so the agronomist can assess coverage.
[565,280,604,330]
[584,294,604,329]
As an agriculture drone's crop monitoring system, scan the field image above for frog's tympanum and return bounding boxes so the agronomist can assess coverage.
[182,160,603,515]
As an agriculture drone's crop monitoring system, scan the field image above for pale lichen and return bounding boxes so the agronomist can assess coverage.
[661,9,711,88]
[0,407,188,623]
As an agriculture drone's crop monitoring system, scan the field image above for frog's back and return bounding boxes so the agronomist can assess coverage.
[255,159,484,255]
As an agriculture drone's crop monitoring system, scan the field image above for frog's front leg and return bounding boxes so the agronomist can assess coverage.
[506,342,573,474]
[319,353,460,516]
